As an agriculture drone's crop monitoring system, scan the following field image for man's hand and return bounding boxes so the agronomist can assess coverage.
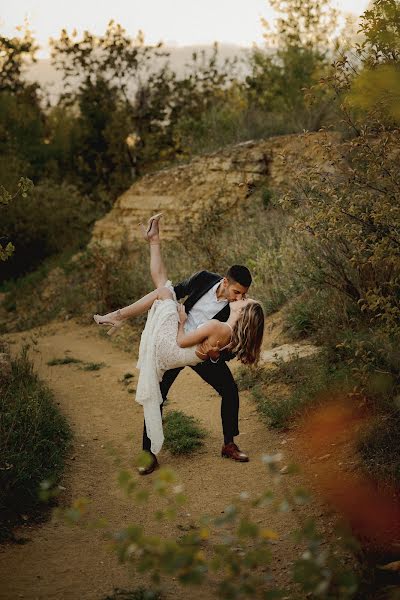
[198,339,221,361]
[177,303,187,325]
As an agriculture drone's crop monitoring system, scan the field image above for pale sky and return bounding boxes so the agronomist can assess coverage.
[1,0,370,58]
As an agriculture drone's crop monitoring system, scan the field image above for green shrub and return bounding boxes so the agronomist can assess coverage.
[334,327,400,412]
[261,187,273,209]
[236,365,265,392]
[80,362,106,371]
[0,239,154,332]
[284,300,317,339]
[0,178,99,281]
[173,100,297,158]
[0,345,71,516]
[163,410,206,455]
[238,353,353,429]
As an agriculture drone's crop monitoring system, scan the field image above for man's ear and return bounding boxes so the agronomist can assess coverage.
[222,277,229,288]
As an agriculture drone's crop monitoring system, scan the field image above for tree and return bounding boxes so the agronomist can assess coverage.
[245,0,339,131]
[280,0,400,335]
[0,178,33,262]
[0,25,38,95]
[0,27,45,189]
[346,0,400,124]
[50,22,167,192]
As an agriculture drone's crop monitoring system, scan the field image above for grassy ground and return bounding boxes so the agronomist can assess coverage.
[237,352,352,429]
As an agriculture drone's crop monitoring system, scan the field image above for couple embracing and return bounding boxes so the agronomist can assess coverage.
[94,214,264,474]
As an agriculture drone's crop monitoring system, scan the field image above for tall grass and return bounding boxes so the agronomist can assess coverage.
[1,197,304,332]
[0,345,71,519]
[237,353,353,429]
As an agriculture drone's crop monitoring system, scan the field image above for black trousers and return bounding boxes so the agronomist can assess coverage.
[142,360,239,452]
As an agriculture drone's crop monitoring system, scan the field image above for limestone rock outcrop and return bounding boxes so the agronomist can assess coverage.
[261,343,321,365]
[90,132,338,250]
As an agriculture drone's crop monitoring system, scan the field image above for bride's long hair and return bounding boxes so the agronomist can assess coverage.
[229,301,265,365]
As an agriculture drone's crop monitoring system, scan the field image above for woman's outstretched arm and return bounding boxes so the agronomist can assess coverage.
[175,305,221,349]
[176,320,216,349]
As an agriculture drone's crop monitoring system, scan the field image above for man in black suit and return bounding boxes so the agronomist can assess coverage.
[139,265,252,474]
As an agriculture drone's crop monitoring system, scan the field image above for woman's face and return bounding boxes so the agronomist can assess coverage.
[229,298,254,313]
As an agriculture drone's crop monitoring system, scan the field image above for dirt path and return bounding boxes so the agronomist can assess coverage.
[0,319,331,600]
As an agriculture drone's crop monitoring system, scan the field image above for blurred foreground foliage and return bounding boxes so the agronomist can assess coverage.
[51,455,359,600]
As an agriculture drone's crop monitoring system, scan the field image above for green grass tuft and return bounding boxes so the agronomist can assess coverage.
[163,410,206,455]
[80,362,106,371]
[103,588,163,600]
[47,357,106,371]
[47,356,82,366]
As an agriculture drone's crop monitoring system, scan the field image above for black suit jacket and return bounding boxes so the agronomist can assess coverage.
[174,270,234,361]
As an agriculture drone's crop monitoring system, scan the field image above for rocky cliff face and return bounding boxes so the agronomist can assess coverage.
[90,132,338,250]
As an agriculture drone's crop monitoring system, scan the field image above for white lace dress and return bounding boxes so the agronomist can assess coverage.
[135,281,203,454]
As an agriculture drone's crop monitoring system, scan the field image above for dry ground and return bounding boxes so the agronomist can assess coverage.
[0,318,338,600]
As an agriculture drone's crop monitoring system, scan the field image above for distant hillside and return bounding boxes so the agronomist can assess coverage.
[24,44,252,104]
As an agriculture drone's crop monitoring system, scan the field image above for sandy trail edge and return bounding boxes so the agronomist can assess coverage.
[0,319,332,600]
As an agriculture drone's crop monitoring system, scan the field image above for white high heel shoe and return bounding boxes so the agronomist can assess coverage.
[93,309,123,336]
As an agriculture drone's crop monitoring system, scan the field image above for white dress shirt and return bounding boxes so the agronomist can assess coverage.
[184,280,228,332]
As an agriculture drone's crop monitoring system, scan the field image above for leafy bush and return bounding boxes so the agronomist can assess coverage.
[284,300,318,339]
[172,93,297,157]
[0,345,71,516]
[173,197,303,314]
[59,458,359,599]
[334,327,400,413]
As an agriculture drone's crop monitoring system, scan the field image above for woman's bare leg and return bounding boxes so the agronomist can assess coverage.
[94,285,174,333]
[143,214,168,288]
[119,285,173,318]
[148,242,168,288]
[93,213,171,334]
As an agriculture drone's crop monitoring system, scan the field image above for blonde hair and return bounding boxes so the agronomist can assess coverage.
[229,301,265,365]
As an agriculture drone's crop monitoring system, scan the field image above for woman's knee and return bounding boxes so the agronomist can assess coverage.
[156,286,173,300]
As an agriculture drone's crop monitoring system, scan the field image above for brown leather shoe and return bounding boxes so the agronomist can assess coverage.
[138,451,159,475]
[221,442,249,462]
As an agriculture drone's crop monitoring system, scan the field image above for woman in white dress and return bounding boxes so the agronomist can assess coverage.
[93,214,264,453]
